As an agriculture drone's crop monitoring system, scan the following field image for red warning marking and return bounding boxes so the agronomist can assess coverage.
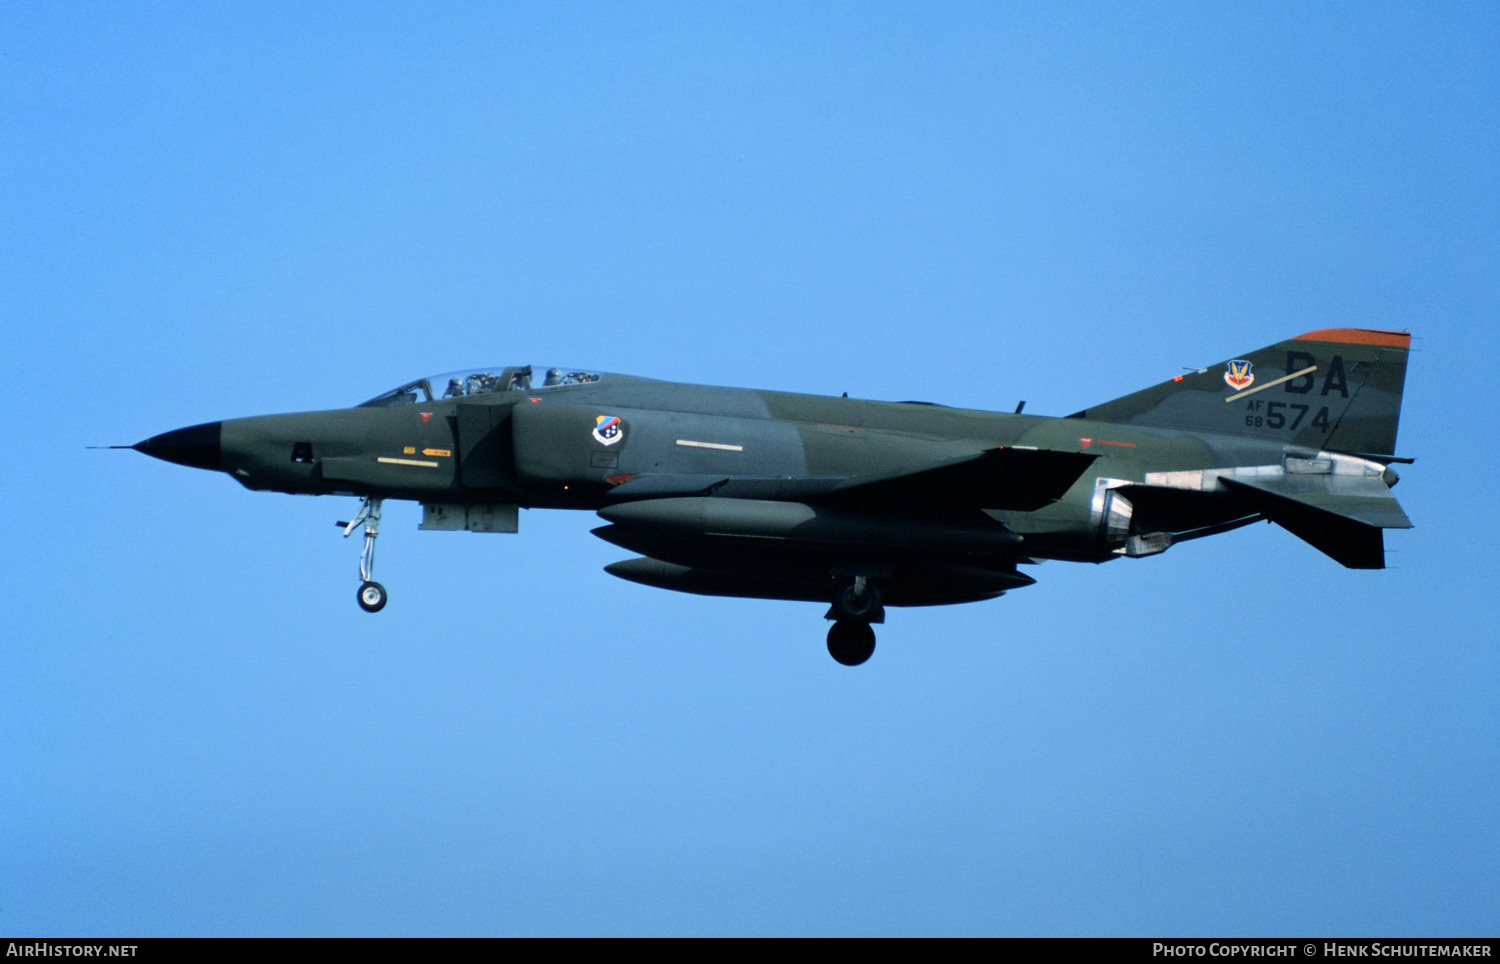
[419,412,432,423]
[606,474,636,485]
[1098,440,1137,448]
[1079,437,1093,448]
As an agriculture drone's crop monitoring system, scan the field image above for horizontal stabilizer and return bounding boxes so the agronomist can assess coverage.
[1221,474,1413,529]
[831,446,1096,511]
[1219,476,1410,569]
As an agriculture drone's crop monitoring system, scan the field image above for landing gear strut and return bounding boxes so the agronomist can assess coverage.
[826,576,883,665]
[831,576,884,622]
[342,496,387,612]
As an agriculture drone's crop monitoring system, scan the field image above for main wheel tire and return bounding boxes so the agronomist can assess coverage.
[832,578,883,621]
[357,580,388,613]
[827,620,876,666]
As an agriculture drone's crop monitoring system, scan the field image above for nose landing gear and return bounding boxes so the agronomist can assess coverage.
[341,497,387,612]
[357,580,387,612]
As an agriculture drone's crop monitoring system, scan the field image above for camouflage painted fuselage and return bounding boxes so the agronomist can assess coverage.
[137,329,1411,613]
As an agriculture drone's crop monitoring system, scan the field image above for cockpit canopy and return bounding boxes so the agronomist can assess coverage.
[359,366,601,407]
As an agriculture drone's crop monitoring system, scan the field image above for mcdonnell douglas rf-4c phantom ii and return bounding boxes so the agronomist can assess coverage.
[128,328,1413,665]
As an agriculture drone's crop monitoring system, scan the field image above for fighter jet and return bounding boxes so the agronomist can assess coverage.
[128,328,1412,665]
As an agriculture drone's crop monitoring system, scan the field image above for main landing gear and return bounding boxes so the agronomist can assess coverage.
[341,496,387,612]
[827,620,876,666]
[826,576,884,666]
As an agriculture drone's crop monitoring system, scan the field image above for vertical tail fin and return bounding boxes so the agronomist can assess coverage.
[1072,329,1411,456]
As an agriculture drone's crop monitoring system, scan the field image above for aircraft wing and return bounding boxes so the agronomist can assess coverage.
[605,446,1096,512]
[828,446,1097,511]
[593,445,1086,609]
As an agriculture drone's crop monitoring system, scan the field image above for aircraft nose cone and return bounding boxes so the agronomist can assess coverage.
[134,421,222,471]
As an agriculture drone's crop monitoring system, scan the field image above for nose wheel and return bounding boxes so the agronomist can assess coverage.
[341,497,388,613]
[358,580,388,613]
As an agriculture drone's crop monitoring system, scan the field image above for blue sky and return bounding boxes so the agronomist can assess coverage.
[3,2,1496,936]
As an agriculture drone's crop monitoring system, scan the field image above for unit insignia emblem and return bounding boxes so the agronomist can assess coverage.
[592,415,623,446]
[1224,360,1254,391]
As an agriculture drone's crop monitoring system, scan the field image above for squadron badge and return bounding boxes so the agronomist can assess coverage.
[1224,359,1254,391]
[592,415,623,446]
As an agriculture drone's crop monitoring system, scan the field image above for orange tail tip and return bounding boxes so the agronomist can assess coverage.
[1292,328,1411,348]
